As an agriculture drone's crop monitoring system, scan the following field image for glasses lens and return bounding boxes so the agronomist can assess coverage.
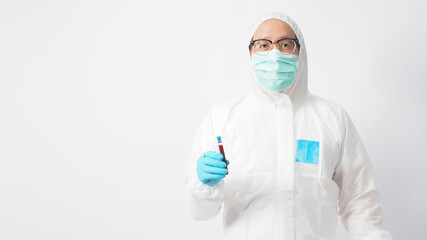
[253,40,271,55]
[277,39,296,54]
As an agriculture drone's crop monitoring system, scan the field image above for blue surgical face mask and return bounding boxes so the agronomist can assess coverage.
[251,49,299,92]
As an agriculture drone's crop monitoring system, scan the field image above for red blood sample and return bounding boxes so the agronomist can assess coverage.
[217,136,228,175]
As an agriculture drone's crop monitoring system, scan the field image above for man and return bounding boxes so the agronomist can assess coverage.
[184,12,393,240]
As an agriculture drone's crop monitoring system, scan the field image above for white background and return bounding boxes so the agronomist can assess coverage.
[0,0,426,239]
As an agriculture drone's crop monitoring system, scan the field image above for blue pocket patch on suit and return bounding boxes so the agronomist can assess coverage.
[295,139,319,165]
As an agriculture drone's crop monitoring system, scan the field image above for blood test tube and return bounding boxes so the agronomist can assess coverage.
[216,136,228,175]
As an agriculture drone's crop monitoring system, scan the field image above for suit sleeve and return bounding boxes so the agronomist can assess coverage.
[184,110,225,220]
[332,109,393,240]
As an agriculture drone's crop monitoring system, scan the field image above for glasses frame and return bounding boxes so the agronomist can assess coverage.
[249,38,300,55]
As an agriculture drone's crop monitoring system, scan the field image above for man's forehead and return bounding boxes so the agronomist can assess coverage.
[253,18,296,37]
[254,35,295,40]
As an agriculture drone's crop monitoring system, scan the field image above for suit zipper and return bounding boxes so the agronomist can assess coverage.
[275,97,280,240]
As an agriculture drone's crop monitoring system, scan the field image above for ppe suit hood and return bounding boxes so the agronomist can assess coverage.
[246,12,309,107]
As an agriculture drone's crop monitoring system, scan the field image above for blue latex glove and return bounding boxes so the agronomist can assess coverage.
[197,151,229,186]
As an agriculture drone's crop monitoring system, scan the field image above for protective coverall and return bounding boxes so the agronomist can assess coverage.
[184,12,393,240]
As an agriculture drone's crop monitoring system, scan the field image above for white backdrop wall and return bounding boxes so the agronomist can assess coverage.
[0,1,426,239]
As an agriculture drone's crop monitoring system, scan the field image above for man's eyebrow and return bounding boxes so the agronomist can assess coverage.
[277,35,296,39]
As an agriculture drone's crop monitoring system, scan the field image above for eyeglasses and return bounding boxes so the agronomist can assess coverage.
[249,38,300,56]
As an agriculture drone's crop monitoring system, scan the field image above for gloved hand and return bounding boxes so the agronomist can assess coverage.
[197,151,229,186]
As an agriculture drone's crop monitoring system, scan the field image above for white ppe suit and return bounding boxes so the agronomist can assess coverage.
[184,12,393,240]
